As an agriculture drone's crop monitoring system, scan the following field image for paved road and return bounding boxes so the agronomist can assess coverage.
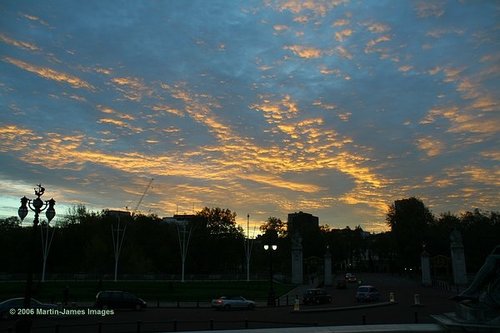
[0,274,458,332]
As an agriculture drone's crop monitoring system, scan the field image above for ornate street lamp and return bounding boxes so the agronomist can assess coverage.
[18,184,56,307]
[263,244,278,306]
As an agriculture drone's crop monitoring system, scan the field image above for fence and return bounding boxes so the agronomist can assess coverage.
[2,313,428,333]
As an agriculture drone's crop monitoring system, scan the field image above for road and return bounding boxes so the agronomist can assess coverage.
[0,274,458,332]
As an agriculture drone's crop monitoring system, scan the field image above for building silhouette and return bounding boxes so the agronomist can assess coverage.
[287,211,319,237]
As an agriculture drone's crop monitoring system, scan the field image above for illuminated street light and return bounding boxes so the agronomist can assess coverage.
[263,243,278,306]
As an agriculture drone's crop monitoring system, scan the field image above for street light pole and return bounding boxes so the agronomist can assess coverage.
[263,244,277,306]
[111,215,127,282]
[176,221,192,282]
[18,185,56,307]
[245,213,254,281]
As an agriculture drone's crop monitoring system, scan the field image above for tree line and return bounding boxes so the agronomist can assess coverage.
[0,198,498,281]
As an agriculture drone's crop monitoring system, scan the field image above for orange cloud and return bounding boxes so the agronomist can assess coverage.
[335,46,353,59]
[366,23,390,33]
[0,33,40,51]
[151,104,184,117]
[239,174,322,193]
[416,137,444,157]
[271,0,347,16]
[0,125,41,152]
[333,19,349,27]
[3,57,94,90]
[284,45,322,58]
[365,36,391,54]
[398,65,413,72]
[111,77,154,101]
[335,29,353,42]
[273,25,289,32]
[97,105,135,120]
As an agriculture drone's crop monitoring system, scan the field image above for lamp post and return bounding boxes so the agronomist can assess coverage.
[263,244,277,306]
[176,220,192,283]
[17,185,55,333]
[18,185,56,308]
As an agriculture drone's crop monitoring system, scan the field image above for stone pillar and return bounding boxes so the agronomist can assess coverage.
[450,229,467,286]
[421,245,432,286]
[291,232,303,284]
[324,246,332,286]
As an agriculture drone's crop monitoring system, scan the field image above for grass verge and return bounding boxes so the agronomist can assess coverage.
[0,280,295,303]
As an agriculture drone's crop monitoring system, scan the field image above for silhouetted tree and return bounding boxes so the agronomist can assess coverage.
[427,212,460,256]
[197,207,243,236]
[260,216,286,238]
[190,207,244,274]
[460,209,500,271]
[0,216,21,228]
[386,197,434,270]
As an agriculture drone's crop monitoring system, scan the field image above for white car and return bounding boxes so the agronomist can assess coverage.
[356,285,380,302]
[211,296,256,310]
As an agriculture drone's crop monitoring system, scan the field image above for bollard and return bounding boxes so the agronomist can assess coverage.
[414,293,420,305]
[157,298,160,308]
[98,322,102,333]
[293,296,300,311]
[362,314,366,325]
[210,319,214,330]
[414,311,419,323]
[173,320,177,332]
[136,321,142,333]
[55,324,60,333]
[245,320,249,329]
[286,295,289,306]
[389,292,395,303]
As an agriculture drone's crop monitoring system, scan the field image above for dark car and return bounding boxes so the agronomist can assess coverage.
[95,291,146,310]
[302,288,332,305]
[345,273,357,283]
[0,298,58,320]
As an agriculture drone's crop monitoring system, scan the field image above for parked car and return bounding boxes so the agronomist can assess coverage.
[345,273,357,282]
[0,298,58,320]
[355,285,380,302]
[211,296,255,310]
[302,288,332,305]
[95,291,146,310]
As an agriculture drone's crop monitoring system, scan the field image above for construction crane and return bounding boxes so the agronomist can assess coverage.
[132,177,154,215]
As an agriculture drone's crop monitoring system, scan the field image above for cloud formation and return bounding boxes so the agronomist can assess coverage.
[0,1,498,233]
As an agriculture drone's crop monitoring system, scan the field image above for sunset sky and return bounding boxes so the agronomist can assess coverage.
[1,0,498,233]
